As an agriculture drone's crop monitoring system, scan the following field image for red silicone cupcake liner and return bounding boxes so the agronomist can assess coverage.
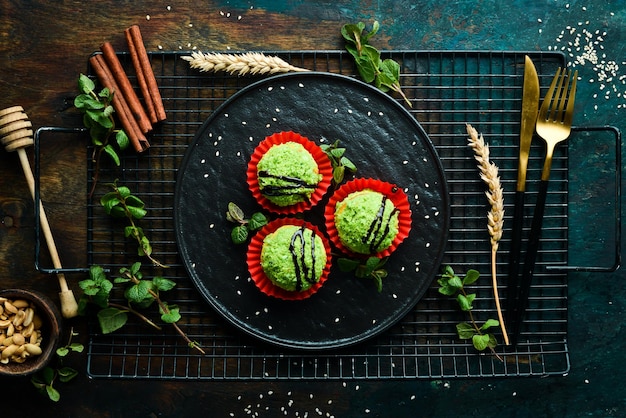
[246,218,332,301]
[247,131,333,215]
[324,177,412,258]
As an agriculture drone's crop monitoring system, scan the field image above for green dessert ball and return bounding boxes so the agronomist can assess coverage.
[260,224,327,292]
[257,142,322,207]
[334,189,400,254]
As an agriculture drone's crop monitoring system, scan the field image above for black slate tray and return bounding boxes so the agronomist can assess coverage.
[174,72,449,349]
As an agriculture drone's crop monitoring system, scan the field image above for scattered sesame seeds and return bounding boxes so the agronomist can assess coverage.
[552,17,626,109]
[146,14,150,20]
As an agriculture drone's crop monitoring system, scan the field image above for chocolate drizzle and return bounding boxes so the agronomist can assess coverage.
[289,226,318,291]
[364,196,399,253]
[258,170,316,199]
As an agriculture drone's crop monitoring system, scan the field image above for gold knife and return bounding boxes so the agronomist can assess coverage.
[505,55,539,344]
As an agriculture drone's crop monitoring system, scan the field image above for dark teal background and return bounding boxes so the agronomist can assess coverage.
[213,1,625,416]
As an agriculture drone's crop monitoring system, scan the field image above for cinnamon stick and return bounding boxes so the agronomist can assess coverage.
[100,42,152,134]
[89,54,149,153]
[125,29,157,124]
[126,25,166,122]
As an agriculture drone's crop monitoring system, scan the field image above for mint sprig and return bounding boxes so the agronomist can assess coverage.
[341,21,411,107]
[320,140,357,187]
[78,263,204,354]
[226,202,268,244]
[338,256,388,292]
[75,74,130,197]
[438,266,501,356]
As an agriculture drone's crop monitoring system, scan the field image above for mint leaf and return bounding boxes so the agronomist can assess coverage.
[456,322,476,339]
[480,318,500,331]
[337,257,360,272]
[472,334,491,351]
[463,269,480,285]
[78,73,95,94]
[231,225,249,244]
[457,293,474,311]
[97,307,128,334]
[153,276,176,292]
[248,212,268,230]
[160,304,181,323]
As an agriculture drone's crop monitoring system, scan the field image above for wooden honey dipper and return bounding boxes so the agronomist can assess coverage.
[0,106,79,318]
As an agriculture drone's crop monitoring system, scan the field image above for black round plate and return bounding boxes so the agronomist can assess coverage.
[175,72,449,350]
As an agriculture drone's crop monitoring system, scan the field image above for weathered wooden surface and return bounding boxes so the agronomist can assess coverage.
[0,1,625,416]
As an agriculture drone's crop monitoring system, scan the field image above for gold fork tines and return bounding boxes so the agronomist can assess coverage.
[536,68,578,180]
[509,67,577,346]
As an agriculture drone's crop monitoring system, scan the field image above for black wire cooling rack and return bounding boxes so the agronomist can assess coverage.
[35,49,619,380]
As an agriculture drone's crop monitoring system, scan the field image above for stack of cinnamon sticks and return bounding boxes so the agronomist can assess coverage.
[89,25,166,153]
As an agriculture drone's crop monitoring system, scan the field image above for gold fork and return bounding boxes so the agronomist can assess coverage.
[510,68,577,345]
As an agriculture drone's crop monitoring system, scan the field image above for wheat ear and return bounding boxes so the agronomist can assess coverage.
[466,123,510,346]
[182,51,310,76]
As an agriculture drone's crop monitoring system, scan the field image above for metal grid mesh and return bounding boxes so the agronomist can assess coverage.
[83,50,570,379]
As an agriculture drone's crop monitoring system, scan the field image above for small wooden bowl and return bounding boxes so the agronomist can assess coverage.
[0,289,62,376]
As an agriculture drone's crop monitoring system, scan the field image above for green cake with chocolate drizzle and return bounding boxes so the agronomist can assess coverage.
[256,141,322,207]
[260,224,328,292]
[334,189,400,255]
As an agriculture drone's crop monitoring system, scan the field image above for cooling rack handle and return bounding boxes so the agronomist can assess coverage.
[33,126,92,274]
[545,125,622,273]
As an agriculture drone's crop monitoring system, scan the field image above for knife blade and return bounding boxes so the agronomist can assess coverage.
[505,55,539,345]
